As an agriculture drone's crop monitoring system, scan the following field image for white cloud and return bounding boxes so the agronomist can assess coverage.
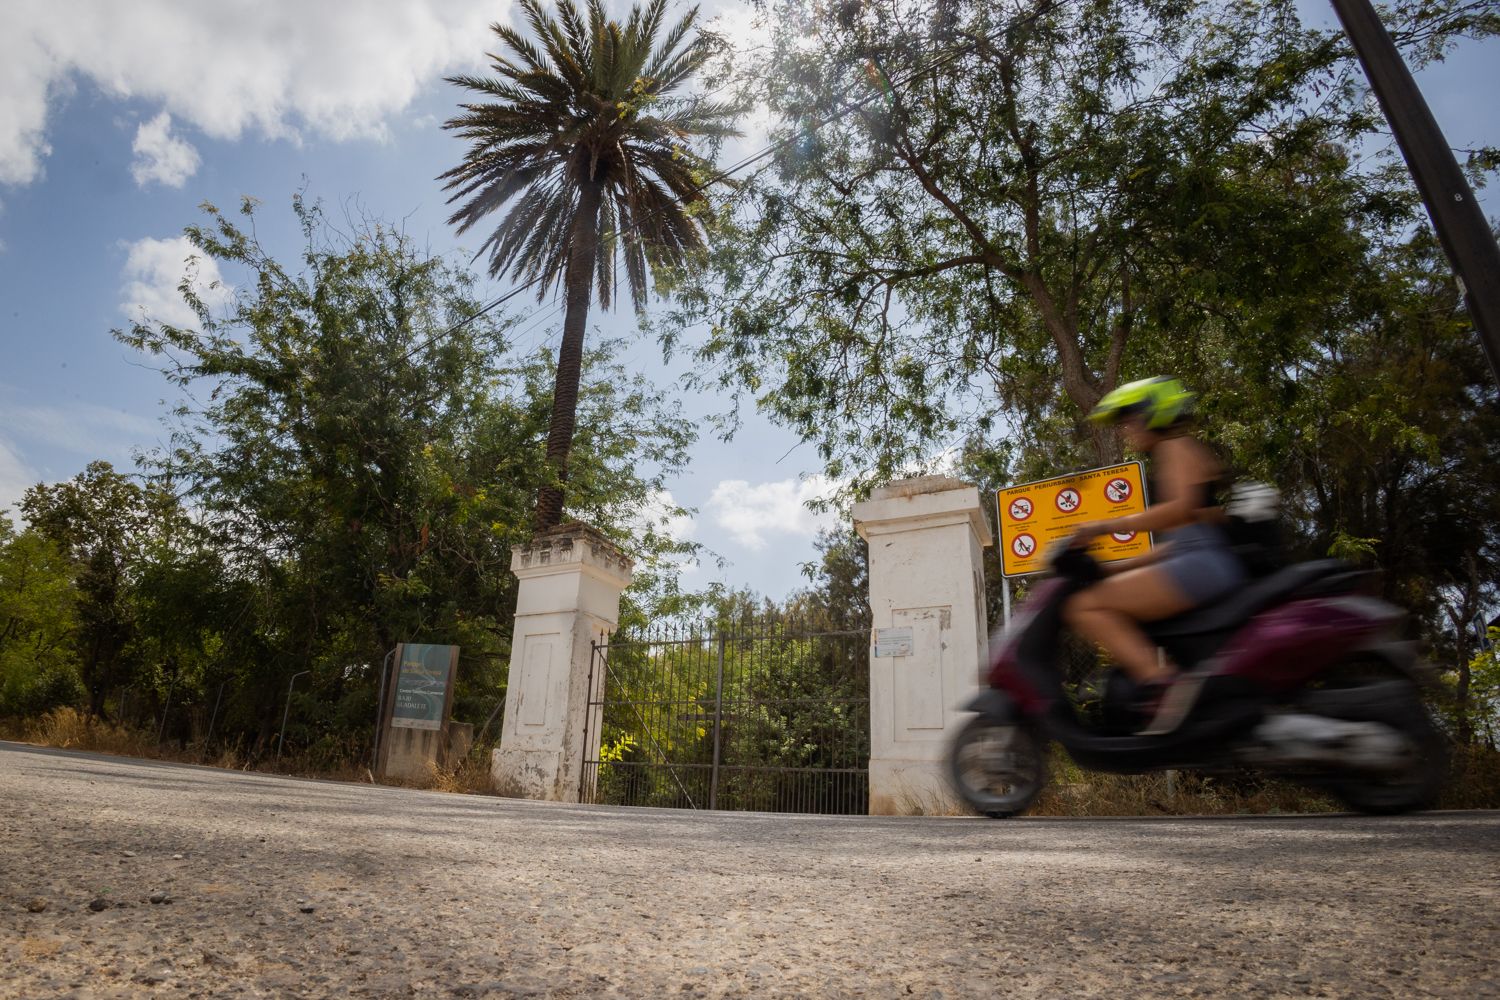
[634,488,697,545]
[0,12,58,186]
[703,2,774,160]
[706,474,840,551]
[2,397,158,458]
[0,437,39,519]
[704,2,773,57]
[0,0,499,188]
[630,488,700,575]
[119,235,234,329]
[130,112,200,188]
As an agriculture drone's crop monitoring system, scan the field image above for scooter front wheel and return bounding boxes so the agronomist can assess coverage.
[947,714,1047,818]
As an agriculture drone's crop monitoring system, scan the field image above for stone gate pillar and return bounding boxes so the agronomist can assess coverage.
[853,476,993,815]
[492,523,633,801]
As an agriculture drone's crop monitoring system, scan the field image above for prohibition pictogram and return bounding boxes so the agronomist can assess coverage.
[1055,487,1081,513]
[1008,496,1034,521]
[1104,478,1133,504]
[1011,533,1037,559]
[1111,530,1137,543]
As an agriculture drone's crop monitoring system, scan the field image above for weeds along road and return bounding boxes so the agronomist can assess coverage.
[1,742,1497,1000]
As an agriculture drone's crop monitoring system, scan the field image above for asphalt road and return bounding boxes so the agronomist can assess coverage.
[2,741,1497,999]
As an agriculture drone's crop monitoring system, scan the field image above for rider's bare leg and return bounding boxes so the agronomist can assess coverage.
[1062,566,1196,683]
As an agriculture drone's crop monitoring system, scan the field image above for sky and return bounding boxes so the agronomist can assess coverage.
[0,0,1496,602]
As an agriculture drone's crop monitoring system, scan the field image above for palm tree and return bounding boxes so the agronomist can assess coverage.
[441,0,740,532]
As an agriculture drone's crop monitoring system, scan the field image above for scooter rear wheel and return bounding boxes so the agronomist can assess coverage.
[948,714,1047,818]
[1304,659,1447,815]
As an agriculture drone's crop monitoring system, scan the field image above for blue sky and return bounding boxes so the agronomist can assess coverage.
[0,0,1496,601]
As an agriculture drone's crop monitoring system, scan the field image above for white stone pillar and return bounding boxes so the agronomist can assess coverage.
[853,476,993,815]
[492,524,633,801]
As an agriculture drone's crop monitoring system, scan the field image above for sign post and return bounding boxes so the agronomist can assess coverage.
[996,462,1152,579]
[377,643,460,780]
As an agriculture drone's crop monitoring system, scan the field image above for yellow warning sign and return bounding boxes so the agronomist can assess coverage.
[997,462,1152,577]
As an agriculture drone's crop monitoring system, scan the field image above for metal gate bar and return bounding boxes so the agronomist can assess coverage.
[580,619,869,814]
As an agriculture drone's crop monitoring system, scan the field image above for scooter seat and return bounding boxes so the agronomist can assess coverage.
[1148,559,1353,639]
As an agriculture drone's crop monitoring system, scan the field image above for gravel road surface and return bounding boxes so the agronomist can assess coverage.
[2,741,1497,999]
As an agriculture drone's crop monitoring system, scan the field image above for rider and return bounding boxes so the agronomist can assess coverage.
[1063,376,1246,734]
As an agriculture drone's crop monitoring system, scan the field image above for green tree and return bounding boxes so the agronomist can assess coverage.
[440,0,740,531]
[21,462,183,716]
[116,197,695,756]
[0,516,80,716]
[650,0,1499,707]
[1453,629,1500,750]
[1256,232,1500,633]
[790,528,871,634]
[658,0,1494,484]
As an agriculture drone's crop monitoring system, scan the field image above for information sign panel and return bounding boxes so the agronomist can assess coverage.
[996,462,1151,577]
[391,643,458,731]
[873,627,914,658]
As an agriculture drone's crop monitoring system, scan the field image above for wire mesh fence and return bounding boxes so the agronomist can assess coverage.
[95,650,510,773]
[580,619,870,814]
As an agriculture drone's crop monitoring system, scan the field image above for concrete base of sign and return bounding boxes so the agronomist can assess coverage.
[854,476,993,816]
[382,725,447,782]
[379,721,472,782]
[491,523,633,801]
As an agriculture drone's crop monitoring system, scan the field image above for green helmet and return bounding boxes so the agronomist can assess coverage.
[1088,376,1195,430]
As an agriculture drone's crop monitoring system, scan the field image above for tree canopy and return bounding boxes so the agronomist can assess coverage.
[658,0,1496,477]
[648,0,1500,729]
[0,195,698,758]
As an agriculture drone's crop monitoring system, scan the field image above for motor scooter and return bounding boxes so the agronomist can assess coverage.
[947,542,1446,816]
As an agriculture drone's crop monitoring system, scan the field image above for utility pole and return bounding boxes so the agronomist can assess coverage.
[1328,0,1500,384]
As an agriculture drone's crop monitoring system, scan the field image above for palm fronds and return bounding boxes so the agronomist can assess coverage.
[440,0,741,311]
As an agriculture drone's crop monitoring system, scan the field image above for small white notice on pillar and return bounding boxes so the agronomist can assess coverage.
[873,626,914,658]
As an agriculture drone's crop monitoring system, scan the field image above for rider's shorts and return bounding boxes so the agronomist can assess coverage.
[1159,522,1246,605]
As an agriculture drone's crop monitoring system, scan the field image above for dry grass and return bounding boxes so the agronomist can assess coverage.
[7,707,1497,815]
[203,746,248,770]
[6,707,508,795]
[1030,761,1341,817]
[884,752,1342,817]
[415,751,500,795]
[885,786,971,817]
[22,707,157,758]
[1438,744,1500,809]
[5,707,327,778]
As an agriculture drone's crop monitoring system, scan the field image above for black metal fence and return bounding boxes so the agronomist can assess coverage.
[580,620,870,814]
[101,651,509,771]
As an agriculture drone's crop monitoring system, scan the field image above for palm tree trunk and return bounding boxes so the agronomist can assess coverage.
[534,181,604,532]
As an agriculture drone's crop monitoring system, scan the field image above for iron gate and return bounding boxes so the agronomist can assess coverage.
[580,620,869,813]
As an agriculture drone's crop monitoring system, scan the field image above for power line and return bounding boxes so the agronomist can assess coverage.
[393,0,1077,370]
